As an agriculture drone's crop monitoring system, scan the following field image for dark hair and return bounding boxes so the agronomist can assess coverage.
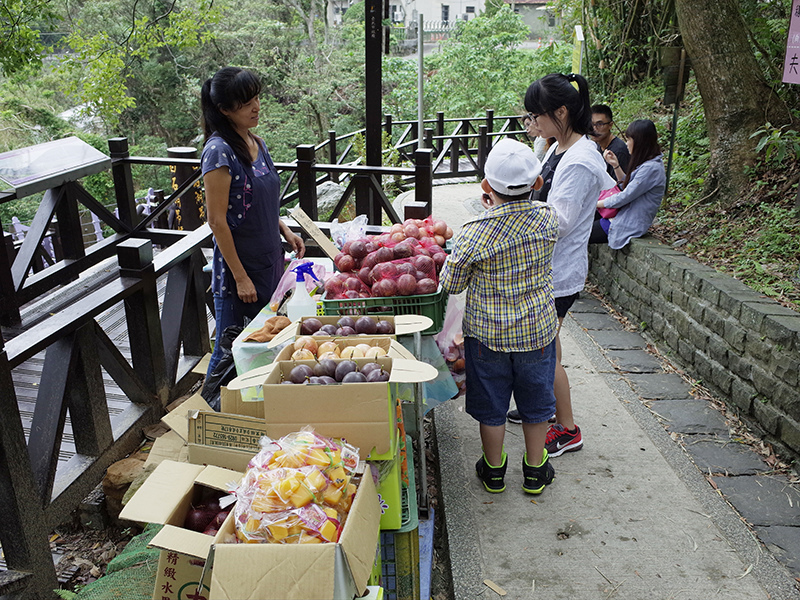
[591,104,613,121]
[201,67,262,169]
[524,73,592,137]
[489,188,530,202]
[623,119,661,188]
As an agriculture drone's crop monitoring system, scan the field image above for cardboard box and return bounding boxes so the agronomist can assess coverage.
[185,410,265,472]
[119,460,242,600]
[226,357,437,456]
[207,467,381,600]
[267,314,433,349]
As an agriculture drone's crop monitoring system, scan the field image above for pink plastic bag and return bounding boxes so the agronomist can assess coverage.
[269,259,328,311]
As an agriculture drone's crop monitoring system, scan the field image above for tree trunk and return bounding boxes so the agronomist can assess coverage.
[674,0,791,201]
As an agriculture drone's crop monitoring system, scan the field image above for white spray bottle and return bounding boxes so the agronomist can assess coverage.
[285,262,321,322]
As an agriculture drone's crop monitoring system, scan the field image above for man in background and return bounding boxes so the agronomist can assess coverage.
[590,104,629,182]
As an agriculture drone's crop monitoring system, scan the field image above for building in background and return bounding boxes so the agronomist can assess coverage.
[331,0,559,39]
[506,0,559,39]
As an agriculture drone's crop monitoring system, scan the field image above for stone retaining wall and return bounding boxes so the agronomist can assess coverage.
[588,237,800,462]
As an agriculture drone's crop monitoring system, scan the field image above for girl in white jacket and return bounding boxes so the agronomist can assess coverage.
[507,73,615,459]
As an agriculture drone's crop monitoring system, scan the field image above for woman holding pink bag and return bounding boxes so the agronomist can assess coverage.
[590,119,666,248]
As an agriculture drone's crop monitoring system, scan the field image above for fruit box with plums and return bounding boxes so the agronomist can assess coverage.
[266,314,433,349]
[226,356,438,458]
[320,287,447,336]
[118,460,242,600]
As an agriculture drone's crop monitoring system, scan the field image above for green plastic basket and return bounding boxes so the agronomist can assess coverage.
[321,288,447,335]
[380,437,420,600]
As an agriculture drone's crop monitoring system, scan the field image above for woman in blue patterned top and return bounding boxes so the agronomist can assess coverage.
[201,67,305,379]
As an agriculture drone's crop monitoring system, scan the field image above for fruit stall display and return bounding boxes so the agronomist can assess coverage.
[324,217,453,301]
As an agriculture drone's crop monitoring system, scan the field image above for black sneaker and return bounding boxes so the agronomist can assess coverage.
[506,409,522,424]
[475,453,507,493]
[522,450,555,494]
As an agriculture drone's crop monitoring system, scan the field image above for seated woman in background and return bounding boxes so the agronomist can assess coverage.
[589,119,666,249]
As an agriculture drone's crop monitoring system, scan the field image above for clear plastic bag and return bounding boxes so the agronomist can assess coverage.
[434,293,466,394]
[230,427,360,544]
[329,214,368,250]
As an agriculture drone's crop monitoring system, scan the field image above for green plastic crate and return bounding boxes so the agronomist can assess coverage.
[321,288,447,335]
[380,437,420,600]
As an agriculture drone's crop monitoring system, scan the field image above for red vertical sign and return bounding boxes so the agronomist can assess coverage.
[784,0,800,84]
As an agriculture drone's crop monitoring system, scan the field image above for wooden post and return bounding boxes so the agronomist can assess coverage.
[450,121,461,174]
[0,231,20,326]
[296,145,319,220]
[108,137,138,230]
[424,128,434,152]
[478,125,489,179]
[365,0,383,170]
[118,238,169,406]
[0,338,57,598]
[436,112,445,155]
[168,147,203,230]
[413,149,433,215]
[328,131,338,183]
[56,182,85,261]
[384,114,393,138]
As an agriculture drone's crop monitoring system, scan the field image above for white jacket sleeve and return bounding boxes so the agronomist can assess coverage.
[548,162,598,238]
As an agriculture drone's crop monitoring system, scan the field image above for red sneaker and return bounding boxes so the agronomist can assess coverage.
[545,424,583,457]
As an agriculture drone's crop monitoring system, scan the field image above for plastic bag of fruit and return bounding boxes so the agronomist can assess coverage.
[434,293,466,394]
[328,252,440,300]
[330,214,368,250]
[231,427,360,544]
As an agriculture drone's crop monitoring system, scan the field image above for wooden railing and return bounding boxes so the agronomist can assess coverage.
[0,231,211,599]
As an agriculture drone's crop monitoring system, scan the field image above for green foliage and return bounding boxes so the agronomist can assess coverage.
[750,123,800,166]
[425,8,552,118]
[738,0,798,111]
[483,0,505,18]
[382,57,430,123]
[549,0,677,94]
[56,0,221,130]
[0,196,41,232]
[690,203,800,305]
[0,0,61,75]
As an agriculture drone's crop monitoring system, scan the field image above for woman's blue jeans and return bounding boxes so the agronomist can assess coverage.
[206,293,237,379]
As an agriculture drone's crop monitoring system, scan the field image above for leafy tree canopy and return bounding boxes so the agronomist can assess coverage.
[0,0,60,75]
[56,0,221,130]
[425,7,568,117]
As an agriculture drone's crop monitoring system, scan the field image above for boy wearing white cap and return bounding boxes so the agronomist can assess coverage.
[440,138,560,494]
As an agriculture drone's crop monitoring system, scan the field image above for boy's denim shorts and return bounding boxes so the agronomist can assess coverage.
[464,336,557,426]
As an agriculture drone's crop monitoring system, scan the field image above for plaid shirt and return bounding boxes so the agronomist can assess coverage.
[440,199,559,352]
